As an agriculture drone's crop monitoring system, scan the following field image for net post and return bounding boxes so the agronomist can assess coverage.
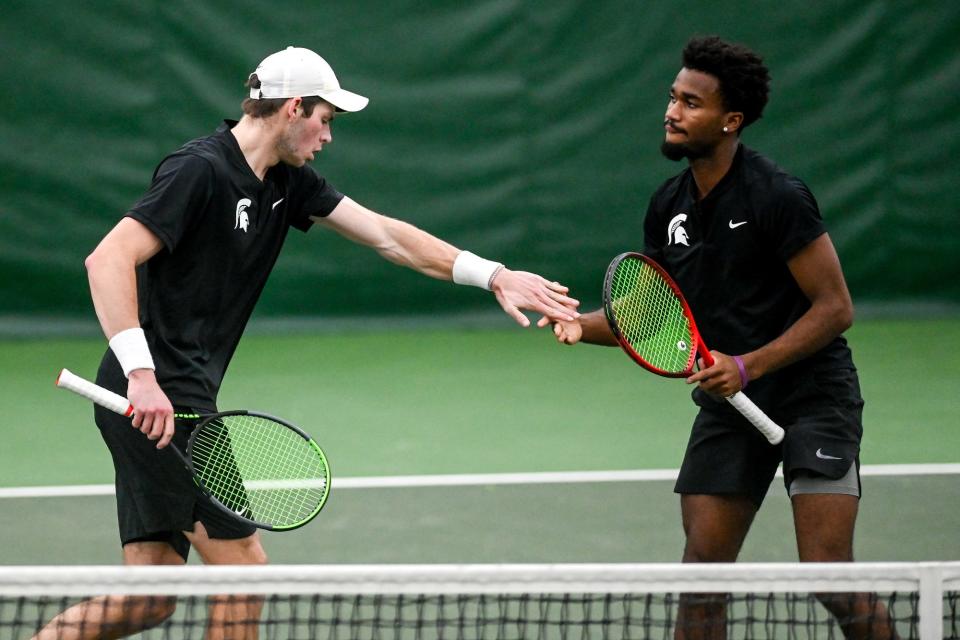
[918,563,944,640]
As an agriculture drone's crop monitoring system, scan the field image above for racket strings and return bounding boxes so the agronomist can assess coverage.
[192,418,325,525]
[189,415,328,527]
[192,425,248,512]
[610,259,696,374]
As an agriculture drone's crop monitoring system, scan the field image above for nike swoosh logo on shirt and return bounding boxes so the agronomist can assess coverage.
[272,198,285,210]
[728,220,748,229]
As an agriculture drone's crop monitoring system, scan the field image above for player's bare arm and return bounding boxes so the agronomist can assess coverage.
[85,217,175,447]
[746,232,853,375]
[316,197,580,326]
[688,233,853,394]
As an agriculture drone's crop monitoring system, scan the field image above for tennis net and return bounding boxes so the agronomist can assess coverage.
[1,562,957,639]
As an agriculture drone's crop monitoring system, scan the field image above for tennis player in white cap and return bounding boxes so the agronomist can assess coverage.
[32,46,579,640]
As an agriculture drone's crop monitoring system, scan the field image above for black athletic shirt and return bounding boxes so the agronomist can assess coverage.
[97,120,344,407]
[642,144,854,414]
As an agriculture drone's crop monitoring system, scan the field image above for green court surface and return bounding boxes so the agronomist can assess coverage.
[0,317,957,565]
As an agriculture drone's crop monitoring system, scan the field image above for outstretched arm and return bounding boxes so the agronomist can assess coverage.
[315,197,580,326]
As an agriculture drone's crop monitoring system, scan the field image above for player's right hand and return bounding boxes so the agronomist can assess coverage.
[127,369,175,449]
[490,269,580,327]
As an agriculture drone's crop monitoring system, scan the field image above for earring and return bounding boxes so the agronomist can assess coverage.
[723,127,729,133]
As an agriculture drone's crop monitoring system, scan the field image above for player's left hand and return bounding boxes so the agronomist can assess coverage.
[686,351,743,396]
[490,269,580,327]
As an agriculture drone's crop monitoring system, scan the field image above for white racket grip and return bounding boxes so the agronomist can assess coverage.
[725,391,785,445]
[57,368,133,417]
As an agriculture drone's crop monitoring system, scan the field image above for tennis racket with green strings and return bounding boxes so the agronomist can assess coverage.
[603,252,785,445]
[56,368,331,531]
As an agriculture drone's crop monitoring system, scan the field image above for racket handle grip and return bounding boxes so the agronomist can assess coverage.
[57,368,134,417]
[725,391,785,445]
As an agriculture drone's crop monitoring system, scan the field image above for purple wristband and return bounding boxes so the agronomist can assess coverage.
[733,355,749,390]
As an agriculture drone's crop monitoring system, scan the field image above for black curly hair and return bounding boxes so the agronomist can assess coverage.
[682,36,771,129]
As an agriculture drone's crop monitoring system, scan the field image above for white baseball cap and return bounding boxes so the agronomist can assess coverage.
[249,46,369,113]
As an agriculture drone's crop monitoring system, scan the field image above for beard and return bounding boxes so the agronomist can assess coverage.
[276,129,302,165]
[660,139,713,162]
[276,118,312,166]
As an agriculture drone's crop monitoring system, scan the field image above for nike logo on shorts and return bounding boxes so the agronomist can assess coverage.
[815,448,842,460]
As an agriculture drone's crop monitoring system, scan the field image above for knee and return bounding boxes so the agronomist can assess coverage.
[237,535,269,566]
[242,535,269,565]
[681,536,741,563]
[250,546,268,565]
[679,495,755,563]
[132,595,178,628]
[800,544,853,563]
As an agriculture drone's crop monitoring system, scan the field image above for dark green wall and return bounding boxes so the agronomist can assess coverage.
[2,1,957,324]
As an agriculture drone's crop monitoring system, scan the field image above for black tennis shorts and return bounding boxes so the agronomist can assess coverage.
[95,404,257,561]
[675,367,864,507]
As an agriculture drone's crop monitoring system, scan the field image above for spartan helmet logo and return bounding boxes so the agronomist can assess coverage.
[667,213,690,246]
[235,198,252,232]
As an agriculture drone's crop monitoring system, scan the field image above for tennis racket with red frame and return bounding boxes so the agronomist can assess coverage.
[603,252,784,445]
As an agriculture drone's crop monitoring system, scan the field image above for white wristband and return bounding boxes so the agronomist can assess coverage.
[452,251,503,291]
[109,328,156,377]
